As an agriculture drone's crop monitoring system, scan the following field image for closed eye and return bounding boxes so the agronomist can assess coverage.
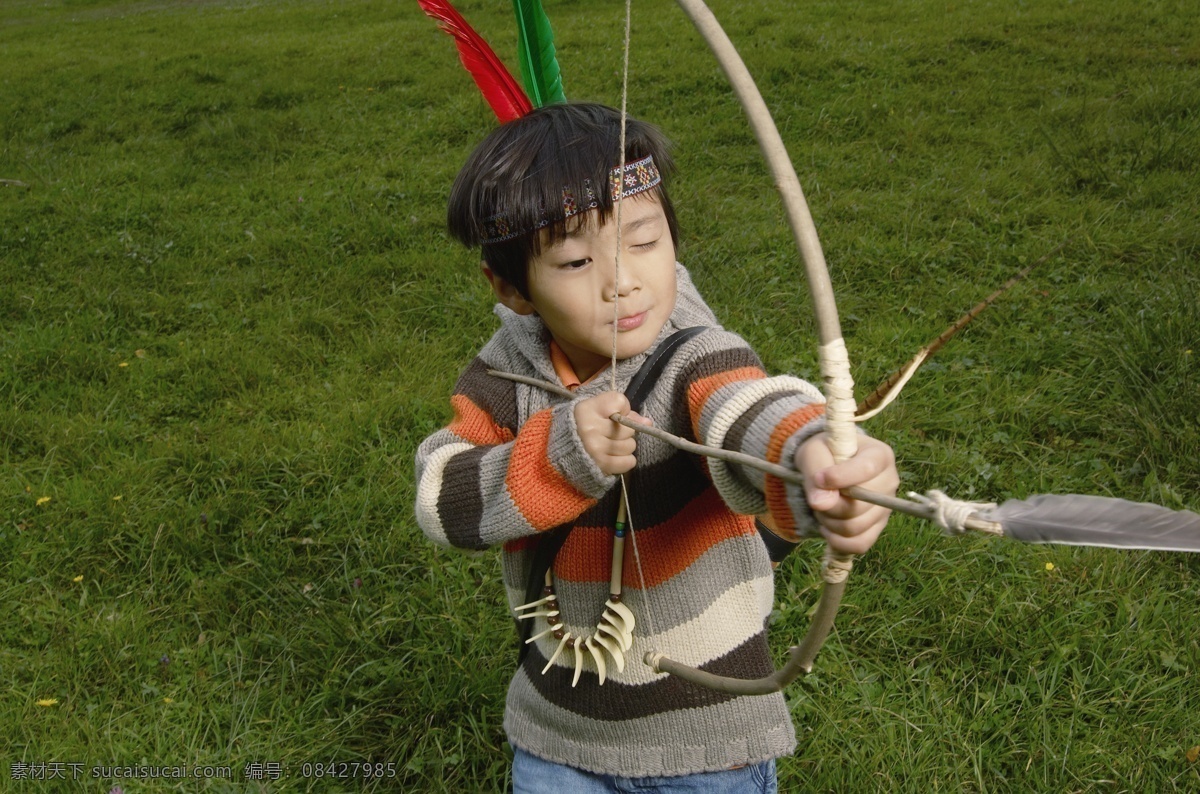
[632,240,658,251]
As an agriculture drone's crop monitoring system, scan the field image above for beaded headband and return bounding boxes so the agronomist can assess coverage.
[481,154,661,244]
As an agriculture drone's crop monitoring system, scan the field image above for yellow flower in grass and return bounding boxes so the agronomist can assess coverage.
[1044,562,1055,571]
[162,697,174,704]
[73,575,84,583]
[36,496,51,506]
[36,698,58,707]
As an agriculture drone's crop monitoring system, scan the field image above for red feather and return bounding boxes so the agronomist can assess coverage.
[418,0,532,123]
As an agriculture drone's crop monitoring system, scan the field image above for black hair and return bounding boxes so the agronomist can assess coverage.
[447,102,678,298]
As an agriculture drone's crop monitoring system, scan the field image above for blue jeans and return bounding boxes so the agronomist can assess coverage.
[512,747,778,793]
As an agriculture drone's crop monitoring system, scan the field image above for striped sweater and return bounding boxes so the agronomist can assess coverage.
[415,264,828,777]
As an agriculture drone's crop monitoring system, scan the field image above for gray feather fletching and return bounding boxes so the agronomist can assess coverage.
[984,494,1200,553]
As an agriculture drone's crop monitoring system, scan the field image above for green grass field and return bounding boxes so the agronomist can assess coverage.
[2,0,1197,790]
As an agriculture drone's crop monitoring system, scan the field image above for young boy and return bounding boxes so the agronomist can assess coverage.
[416,102,899,791]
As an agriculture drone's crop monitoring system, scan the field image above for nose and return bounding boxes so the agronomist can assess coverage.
[603,256,638,301]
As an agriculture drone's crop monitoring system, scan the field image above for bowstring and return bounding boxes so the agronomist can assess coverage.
[613,0,657,644]
[611,0,630,390]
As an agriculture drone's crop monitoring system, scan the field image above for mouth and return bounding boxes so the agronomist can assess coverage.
[614,311,647,331]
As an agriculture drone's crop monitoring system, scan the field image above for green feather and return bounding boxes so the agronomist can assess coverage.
[512,0,566,107]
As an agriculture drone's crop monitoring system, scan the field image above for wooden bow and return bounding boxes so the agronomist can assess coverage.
[640,0,861,695]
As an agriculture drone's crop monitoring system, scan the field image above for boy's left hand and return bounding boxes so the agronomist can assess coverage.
[794,433,900,555]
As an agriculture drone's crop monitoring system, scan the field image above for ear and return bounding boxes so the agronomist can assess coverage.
[481,263,536,315]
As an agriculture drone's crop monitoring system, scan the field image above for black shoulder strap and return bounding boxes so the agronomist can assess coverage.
[517,326,708,661]
[624,325,707,413]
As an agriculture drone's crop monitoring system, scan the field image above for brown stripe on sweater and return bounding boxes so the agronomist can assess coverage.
[624,453,710,529]
[574,488,622,529]
[438,446,489,550]
[520,631,775,720]
[563,450,710,533]
[456,357,520,435]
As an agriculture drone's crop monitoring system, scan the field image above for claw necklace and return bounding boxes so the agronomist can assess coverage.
[513,495,637,687]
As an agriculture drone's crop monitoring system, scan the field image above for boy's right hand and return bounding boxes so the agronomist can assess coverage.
[574,391,652,476]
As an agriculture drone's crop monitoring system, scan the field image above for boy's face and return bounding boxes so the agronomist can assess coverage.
[485,194,677,383]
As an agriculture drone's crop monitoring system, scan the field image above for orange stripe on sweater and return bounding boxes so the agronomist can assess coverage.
[449,394,516,446]
[553,488,756,587]
[686,366,765,440]
[763,403,826,535]
[505,409,595,531]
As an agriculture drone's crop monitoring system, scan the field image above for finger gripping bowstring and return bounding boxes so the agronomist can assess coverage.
[630,0,860,696]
